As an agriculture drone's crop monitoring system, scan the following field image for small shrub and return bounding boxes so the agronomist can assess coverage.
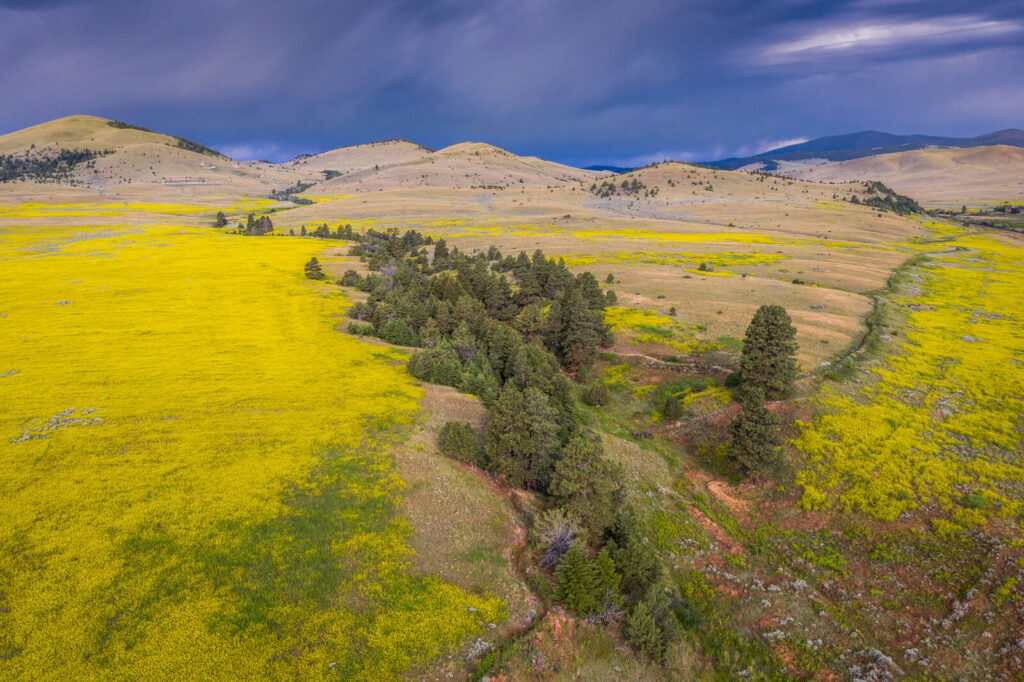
[662,395,683,421]
[582,381,610,407]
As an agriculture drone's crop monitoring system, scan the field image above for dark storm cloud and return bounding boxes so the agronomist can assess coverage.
[1,0,1020,164]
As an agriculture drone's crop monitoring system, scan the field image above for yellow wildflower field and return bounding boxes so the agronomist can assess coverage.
[794,232,1024,528]
[0,223,503,679]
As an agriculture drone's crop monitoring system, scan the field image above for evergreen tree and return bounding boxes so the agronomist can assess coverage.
[382,316,416,346]
[582,381,610,407]
[548,435,623,537]
[728,387,782,478]
[739,304,798,400]
[304,257,325,280]
[624,600,664,662]
[437,421,482,465]
[432,239,449,268]
[610,511,661,597]
[555,545,599,616]
[593,547,622,612]
[484,387,560,489]
[213,211,227,227]
[550,289,606,371]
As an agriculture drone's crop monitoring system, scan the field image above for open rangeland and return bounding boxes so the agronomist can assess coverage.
[2,115,1023,679]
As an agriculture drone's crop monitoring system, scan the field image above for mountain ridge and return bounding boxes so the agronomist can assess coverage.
[709,128,1024,169]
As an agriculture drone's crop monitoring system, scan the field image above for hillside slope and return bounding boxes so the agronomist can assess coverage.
[782,145,1024,207]
[284,138,433,175]
[309,141,605,193]
[0,115,313,195]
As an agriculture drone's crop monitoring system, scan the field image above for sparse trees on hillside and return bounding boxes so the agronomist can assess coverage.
[241,212,273,236]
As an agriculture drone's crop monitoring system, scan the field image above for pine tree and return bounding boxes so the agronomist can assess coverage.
[551,289,605,371]
[548,435,623,537]
[593,548,622,612]
[739,304,798,400]
[304,257,325,280]
[611,511,661,597]
[432,239,449,268]
[624,600,664,661]
[484,388,532,487]
[728,387,782,477]
[555,545,599,616]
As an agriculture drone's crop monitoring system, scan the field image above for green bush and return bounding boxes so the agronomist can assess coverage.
[662,394,683,420]
[582,381,610,406]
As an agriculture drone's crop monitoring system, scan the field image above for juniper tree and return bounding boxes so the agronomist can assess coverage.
[304,257,325,280]
[662,394,683,421]
[739,304,798,400]
[728,387,783,477]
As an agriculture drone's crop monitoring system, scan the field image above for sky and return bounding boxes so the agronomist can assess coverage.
[1,0,1021,166]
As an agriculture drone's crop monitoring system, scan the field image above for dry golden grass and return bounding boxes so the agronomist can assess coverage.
[784,144,1024,208]
[393,385,534,622]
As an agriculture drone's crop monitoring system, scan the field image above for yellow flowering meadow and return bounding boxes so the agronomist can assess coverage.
[0,223,502,679]
[794,233,1024,528]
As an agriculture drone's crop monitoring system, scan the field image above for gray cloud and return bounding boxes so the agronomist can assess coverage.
[1,0,1020,164]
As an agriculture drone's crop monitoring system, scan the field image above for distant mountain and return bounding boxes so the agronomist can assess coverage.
[709,129,1024,170]
[585,165,633,173]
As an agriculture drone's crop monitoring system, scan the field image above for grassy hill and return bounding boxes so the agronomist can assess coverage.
[780,144,1024,208]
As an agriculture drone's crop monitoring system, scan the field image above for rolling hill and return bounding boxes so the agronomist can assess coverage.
[283,138,434,176]
[0,115,313,195]
[781,144,1024,207]
[307,141,606,193]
